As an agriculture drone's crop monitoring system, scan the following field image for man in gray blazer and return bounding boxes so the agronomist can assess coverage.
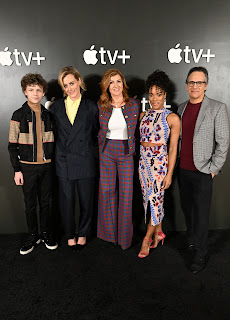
[178,66,229,273]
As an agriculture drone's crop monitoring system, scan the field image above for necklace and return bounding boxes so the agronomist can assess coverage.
[112,99,124,108]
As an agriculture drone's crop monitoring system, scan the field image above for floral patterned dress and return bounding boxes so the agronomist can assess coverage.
[139,107,172,226]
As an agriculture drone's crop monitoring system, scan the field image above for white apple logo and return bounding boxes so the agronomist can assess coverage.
[45,97,55,109]
[167,43,182,63]
[0,47,13,66]
[83,45,98,65]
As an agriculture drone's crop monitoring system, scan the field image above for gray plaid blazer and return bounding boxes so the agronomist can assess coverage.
[178,95,229,175]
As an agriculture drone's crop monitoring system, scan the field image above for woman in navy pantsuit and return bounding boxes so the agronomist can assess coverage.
[97,69,140,250]
[50,66,98,251]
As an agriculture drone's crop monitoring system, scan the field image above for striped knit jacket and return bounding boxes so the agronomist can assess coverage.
[8,102,54,172]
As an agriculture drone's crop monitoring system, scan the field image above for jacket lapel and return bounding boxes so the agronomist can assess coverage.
[56,98,72,132]
[179,101,188,117]
[179,101,188,138]
[104,108,113,127]
[66,97,87,147]
[194,95,209,134]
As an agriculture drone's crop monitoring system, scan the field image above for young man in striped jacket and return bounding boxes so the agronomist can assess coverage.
[8,73,58,255]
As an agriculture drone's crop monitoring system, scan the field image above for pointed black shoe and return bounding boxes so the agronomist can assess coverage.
[75,243,87,252]
[68,244,78,252]
[190,255,207,273]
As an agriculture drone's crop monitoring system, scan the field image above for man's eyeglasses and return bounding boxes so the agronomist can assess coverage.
[186,81,206,87]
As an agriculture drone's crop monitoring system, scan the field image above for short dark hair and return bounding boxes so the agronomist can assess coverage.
[186,66,209,84]
[146,70,171,93]
[21,73,48,93]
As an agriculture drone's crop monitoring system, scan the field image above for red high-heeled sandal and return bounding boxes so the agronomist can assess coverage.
[150,231,166,248]
[138,238,153,258]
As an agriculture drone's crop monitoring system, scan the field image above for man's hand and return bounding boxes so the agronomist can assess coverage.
[14,171,24,185]
[211,172,215,179]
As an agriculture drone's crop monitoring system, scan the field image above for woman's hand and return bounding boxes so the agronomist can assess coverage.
[161,173,172,190]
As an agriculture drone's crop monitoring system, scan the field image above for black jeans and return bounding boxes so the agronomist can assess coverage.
[21,163,52,234]
[58,177,95,239]
[178,168,213,257]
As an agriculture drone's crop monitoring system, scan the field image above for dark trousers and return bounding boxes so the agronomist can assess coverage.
[58,177,95,239]
[21,163,52,235]
[178,168,213,256]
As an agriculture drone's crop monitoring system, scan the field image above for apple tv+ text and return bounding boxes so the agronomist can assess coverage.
[0,47,45,66]
[83,45,131,65]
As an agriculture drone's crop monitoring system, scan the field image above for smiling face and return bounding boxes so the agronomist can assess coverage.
[62,73,81,101]
[186,71,207,103]
[24,84,44,104]
[109,74,124,100]
[148,85,166,110]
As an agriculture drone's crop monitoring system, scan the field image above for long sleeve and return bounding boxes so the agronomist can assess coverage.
[8,112,21,172]
[210,103,230,175]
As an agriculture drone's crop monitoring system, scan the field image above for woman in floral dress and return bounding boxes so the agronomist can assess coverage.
[138,70,181,258]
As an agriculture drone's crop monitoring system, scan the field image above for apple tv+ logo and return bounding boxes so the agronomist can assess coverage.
[167,43,215,64]
[0,46,45,66]
[83,45,131,65]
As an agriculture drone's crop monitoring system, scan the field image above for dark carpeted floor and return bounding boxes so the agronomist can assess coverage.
[1,231,230,320]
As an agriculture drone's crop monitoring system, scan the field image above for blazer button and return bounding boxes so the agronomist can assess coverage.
[129,146,133,149]
[125,115,128,118]
[128,136,131,139]
[128,125,131,128]
[122,106,125,109]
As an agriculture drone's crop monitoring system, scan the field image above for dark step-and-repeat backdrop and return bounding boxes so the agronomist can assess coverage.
[1,0,230,233]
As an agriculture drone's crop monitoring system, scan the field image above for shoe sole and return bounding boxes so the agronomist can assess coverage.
[20,239,41,255]
[42,240,58,250]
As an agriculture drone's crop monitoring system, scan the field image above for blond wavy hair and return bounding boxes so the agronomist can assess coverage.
[99,69,130,111]
[58,66,86,97]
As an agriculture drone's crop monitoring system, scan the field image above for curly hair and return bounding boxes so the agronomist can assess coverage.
[146,70,171,93]
[21,73,48,93]
[99,69,130,111]
[58,66,86,97]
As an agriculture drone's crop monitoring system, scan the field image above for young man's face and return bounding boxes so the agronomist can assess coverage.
[24,84,44,104]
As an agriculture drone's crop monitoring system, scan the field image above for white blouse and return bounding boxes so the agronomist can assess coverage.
[106,108,128,140]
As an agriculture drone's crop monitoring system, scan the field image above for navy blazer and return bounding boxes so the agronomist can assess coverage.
[50,96,99,180]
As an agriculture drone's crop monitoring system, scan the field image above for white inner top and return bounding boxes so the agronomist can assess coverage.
[106,108,128,140]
